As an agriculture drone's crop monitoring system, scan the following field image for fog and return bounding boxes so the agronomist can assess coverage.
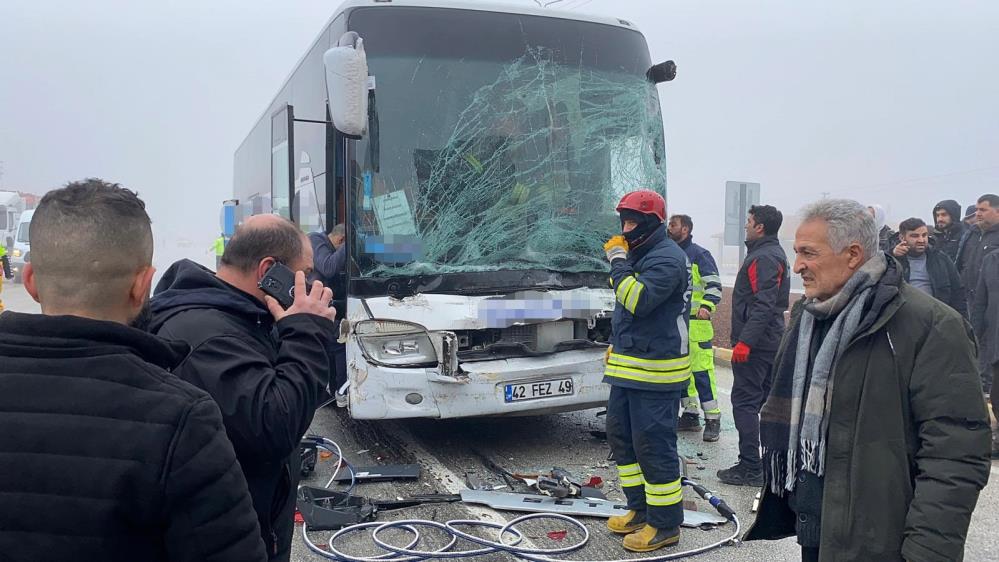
[2,0,997,276]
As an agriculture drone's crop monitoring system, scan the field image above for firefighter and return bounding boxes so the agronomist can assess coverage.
[603,190,692,552]
[667,214,724,441]
[0,241,12,312]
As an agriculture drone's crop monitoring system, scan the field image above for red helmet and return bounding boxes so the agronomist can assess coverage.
[616,190,666,222]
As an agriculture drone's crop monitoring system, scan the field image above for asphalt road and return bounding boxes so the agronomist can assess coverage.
[2,283,996,561]
[291,367,999,562]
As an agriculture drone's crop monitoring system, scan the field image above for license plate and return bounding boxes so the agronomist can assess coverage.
[504,378,574,402]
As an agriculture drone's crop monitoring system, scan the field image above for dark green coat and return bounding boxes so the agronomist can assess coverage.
[745,265,991,562]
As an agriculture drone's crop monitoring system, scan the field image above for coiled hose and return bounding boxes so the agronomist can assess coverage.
[300,438,741,561]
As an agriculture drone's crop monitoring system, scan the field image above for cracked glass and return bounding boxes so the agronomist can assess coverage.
[349,7,666,279]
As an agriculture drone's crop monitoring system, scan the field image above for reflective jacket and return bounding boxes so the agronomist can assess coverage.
[604,226,692,392]
[0,244,9,279]
[678,236,721,344]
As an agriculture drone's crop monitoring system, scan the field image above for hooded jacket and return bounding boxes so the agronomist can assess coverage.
[931,200,970,263]
[149,260,335,560]
[0,312,267,562]
[745,259,991,561]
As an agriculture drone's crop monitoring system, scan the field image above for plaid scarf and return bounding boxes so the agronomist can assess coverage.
[760,254,888,495]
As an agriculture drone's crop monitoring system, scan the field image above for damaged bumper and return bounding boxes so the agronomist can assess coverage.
[346,346,609,420]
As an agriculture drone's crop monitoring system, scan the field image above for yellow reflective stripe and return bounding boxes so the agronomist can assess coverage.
[617,463,642,477]
[645,480,682,495]
[620,475,645,487]
[608,353,689,371]
[624,281,644,313]
[604,365,692,385]
[646,490,683,506]
[646,479,683,506]
[616,276,637,305]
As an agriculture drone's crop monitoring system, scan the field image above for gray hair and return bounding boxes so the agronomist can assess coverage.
[330,223,346,237]
[800,199,879,259]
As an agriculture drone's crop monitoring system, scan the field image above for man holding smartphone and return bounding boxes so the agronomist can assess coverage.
[893,217,967,318]
[150,214,336,561]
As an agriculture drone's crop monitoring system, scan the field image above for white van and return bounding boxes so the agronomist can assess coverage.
[10,209,32,283]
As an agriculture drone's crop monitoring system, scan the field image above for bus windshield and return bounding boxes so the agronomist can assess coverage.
[348,7,666,280]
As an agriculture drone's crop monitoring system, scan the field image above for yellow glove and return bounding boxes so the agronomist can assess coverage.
[604,345,613,364]
[604,235,628,263]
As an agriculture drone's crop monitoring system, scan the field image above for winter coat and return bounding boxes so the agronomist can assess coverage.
[896,248,967,318]
[931,199,971,263]
[957,222,999,303]
[972,251,999,367]
[149,260,335,560]
[731,235,791,351]
[604,226,692,393]
[0,312,267,562]
[745,259,991,562]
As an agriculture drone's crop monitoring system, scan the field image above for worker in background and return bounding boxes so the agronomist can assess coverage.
[720,204,790,487]
[603,190,692,552]
[0,241,11,311]
[212,232,227,270]
[667,214,723,442]
[0,242,14,312]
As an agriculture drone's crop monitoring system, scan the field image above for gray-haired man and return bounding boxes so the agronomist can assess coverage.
[744,199,990,562]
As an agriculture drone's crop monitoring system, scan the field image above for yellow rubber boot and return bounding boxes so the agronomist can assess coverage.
[623,525,680,552]
[607,510,646,534]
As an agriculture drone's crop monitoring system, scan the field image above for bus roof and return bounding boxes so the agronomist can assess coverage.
[236,0,641,157]
[335,0,636,30]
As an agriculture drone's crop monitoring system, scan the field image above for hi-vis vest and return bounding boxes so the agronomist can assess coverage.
[603,228,692,392]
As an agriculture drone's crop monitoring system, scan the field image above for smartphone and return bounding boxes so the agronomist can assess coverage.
[258,263,297,309]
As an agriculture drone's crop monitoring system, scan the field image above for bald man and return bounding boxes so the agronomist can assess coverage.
[150,214,337,561]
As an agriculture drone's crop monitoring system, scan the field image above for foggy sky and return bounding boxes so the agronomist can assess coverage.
[2,0,998,272]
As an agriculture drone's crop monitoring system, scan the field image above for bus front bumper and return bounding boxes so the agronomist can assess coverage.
[346,347,609,420]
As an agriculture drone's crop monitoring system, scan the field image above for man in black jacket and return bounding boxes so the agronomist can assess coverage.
[957,193,999,391]
[720,204,790,486]
[931,199,970,263]
[0,179,266,562]
[150,215,337,561]
[893,217,967,318]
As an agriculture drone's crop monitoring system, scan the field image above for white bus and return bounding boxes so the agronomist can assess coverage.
[231,0,674,419]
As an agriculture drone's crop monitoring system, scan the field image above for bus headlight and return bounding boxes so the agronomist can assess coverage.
[355,319,438,367]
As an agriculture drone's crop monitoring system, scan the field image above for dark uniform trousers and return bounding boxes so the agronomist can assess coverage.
[606,385,684,530]
[731,350,775,469]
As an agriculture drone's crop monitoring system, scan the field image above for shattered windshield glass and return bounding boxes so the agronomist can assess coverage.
[349,7,666,279]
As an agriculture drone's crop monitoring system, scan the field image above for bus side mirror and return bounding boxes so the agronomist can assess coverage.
[324,32,369,137]
[647,60,677,84]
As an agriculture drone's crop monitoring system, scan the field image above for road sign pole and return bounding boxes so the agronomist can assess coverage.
[738,183,747,267]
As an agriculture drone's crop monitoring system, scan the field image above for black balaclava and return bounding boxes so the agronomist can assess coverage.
[620,209,662,249]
